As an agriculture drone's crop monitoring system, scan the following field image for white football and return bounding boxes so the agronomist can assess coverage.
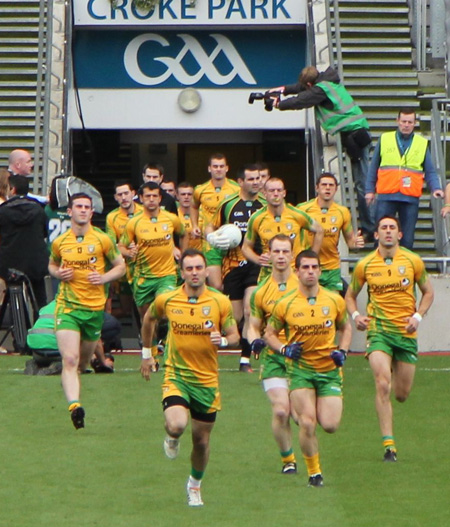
[217,223,242,249]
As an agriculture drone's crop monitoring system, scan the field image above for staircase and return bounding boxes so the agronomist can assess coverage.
[0,0,46,173]
[329,0,437,257]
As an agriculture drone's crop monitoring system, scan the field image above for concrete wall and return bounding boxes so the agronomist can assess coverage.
[346,275,450,353]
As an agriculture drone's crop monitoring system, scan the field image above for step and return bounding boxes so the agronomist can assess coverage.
[344,71,418,78]
[340,47,413,54]
[349,89,418,97]
[0,47,40,54]
[345,78,418,86]
[332,7,409,13]
[337,26,411,34]
[340,37,412,45]
[338,0,410,4]
[343,58,412,65]
[333,18,409,25]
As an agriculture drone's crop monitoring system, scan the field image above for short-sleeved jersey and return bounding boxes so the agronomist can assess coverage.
[121,209,184,279]
[246,204,315,271]
[193,178,240,231]
[178,208,202,251]
[250,272,299,350]
[213,194,265,275]
[349,247,428,338]
[268,286,348,372]
[106,203,143,242]
[150,285,235,387]
[45,205,71,248]
[297,198,352,270]
[51,226,121,311]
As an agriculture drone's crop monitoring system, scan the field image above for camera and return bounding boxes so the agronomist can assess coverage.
[248,91,282,112]
[7,268,28,285]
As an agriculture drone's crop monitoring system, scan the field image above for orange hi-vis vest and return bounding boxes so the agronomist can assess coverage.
[376,131,428,197]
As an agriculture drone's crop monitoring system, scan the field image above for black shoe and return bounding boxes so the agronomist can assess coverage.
[71,406,85,430]
[308,474,324,487]
[282,462,297,474]
[239,363,253,373]
[383,449,397,462]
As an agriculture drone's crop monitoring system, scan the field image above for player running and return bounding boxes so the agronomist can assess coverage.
[345,215,434,462]
[265,250,351,486]
[247,234,300,473]
[140,249,239,507]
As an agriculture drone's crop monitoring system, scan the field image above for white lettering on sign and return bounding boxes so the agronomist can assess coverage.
[124,33,256,86]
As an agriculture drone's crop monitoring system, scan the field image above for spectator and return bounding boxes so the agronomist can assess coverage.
[365,108,444,249]
[269,66,374,240]
[0,175,49,308]
[0,168,10,204]
[161,179,177,199]
[8,149,33,177]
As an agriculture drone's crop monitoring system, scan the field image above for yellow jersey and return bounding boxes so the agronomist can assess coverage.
[269,286,348,372]
[178,208,202,251]
[121,209,184,278]
[297,198,352,270]
[51,226,121,311]
[193,178,240,231]
[350,247,428,338]
[106,203,143,242]
[150,285,235,387]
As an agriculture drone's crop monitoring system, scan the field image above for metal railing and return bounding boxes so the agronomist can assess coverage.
[430,97,450,270]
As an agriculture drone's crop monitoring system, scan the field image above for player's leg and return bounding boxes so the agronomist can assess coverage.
[187,415,215,507]
[56,328,81,403]
[264,379,297,473]
[239,284,257,372]
[392,360,416,403]
[290,387,323,486]
[368,350,397,460]
[316,396,343,434]
[206,265,222,290]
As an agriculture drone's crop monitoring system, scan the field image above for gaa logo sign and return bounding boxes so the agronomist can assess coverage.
[124,33,256,86]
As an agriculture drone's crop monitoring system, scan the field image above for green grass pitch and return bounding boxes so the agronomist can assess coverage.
[1,353,449,527]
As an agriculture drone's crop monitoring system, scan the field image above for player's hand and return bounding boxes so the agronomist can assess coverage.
[87,270,104,285]
[354,314,370,331]
[330,349,347,367]
[127,242,138,259]
[251,338,265,359]
[140,357,157,380]
[58,265,74,282]
[207,232,230,250]
[280,342,303,360]
[404,316,420,334]
[173,247,181,261]
[192,227,202,239]
[355,230,365,249]
[258,252,271,267]
[210,324,222,346]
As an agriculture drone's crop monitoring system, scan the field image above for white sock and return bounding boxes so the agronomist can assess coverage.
[188,475,202,488]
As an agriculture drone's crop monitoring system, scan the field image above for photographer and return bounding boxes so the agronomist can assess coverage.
[267,66,375,241]
[0,175,49,308]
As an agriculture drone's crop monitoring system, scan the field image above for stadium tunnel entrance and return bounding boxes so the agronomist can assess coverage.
[72,128,312,222]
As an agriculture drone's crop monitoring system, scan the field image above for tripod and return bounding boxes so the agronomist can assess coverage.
[0,269,39,354]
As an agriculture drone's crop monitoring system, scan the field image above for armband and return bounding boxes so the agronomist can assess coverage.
[412,312,422,322]
[142,347,152,359]
[351,311,360,321]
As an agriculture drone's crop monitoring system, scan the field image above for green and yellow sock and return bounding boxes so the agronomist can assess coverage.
[383,436,396,452]
[68,401,81,413]
[303,453,321,476]
[281,448,296,465]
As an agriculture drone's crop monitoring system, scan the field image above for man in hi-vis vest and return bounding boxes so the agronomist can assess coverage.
[365,108,443,249]
[269,66,374,242]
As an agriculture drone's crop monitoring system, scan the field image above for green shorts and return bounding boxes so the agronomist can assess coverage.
[55,309,103,342]
[162,377,221,414]
[288,366,343,397]
[205,246,224,267]
[260,351,288,380]
[319,269,343,291]
[132,275,177,307]
[366,332,418,364]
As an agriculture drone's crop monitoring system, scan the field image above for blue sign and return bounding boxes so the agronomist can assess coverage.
[74,30,305,89]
